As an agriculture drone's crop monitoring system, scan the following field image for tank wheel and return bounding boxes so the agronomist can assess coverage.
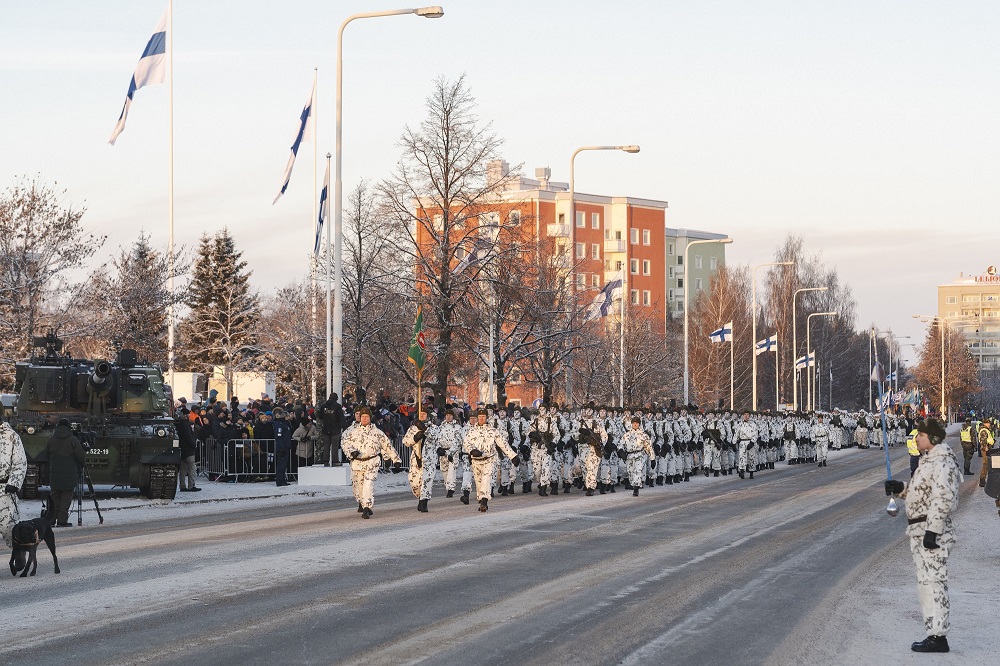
[144,464,179,500]
[17,463,40,500]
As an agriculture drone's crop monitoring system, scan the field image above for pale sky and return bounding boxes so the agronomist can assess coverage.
[2,0,998,364]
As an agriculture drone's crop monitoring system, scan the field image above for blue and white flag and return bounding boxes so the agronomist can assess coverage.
[709,321,733,344]
[452,239,491,275]
[273,80,316,204]
[795,353,814,370]
[108,6,169,145]
[583,271,624,323]
[885,370,897,383]
[314,160,329,257]
[755,334,778,355]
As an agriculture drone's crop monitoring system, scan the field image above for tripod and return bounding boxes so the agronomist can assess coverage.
[74,464,104,526]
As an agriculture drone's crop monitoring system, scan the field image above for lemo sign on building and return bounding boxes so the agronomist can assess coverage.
[975,266,1000,284]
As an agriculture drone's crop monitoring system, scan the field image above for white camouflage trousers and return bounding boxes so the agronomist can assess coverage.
[1,493,20,548]
[908,527,955,636]
[737,441,757,471]
[625,453,646,487]
[350,458,381,510]
[531,447,552,486]
[408,452,434,500]
[471,457,496,501]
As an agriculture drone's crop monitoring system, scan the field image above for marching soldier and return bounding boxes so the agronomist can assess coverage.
[433,410,463,497]
[735,410,758,480]
[813,413,831,467]
[621,415,655,496]
[462,408,519,512]
[341,406,403,519]
[402,410,433,512]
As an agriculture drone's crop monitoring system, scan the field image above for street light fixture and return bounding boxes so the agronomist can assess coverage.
[682,237,733,406]
[567,144,640,405]
[331,6,445,399]
[806,311,838,411]
[792,286,827,411]
[752,261,794,411]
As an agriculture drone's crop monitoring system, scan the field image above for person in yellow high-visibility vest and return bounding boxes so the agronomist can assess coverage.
[907,420,922,476]
[959,420,975,475]
[978,421,995,488]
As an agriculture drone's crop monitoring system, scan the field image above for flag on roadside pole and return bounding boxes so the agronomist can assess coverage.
[273,80,316,204]
[795,353,814,370]
[407,305,427,372]
[755,335,778,355]
[452,239,491,275]
[870,361,884,383]
[583,271,624,323]
[710,321,733,343]
[314,160,329,257]
[108,6,169,145]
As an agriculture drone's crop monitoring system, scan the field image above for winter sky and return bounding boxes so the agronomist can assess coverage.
[2,0,998,364]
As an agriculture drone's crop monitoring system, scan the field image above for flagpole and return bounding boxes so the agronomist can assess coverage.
[729,336,734,409]
[620,270,626,407]
[311,67,318,406]
[775,334,779,412]
[167,0,175,390]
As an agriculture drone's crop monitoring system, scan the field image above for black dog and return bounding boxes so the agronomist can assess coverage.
[9,518,60,577]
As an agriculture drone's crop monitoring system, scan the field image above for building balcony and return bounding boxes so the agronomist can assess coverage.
[546,223,570,238]
[604,239,626,253]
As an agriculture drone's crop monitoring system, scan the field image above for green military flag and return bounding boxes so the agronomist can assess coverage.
[408,305,427,372]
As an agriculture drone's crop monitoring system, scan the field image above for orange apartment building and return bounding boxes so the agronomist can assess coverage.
[415,160,727,406]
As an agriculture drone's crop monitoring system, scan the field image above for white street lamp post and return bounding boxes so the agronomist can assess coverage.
[752,261,794,411]
[567,144,639,405]
[331,6,444,400]
[682,237,732,406]
[792,286,827,412]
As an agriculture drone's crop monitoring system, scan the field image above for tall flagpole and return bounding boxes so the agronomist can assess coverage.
[775,334,779,411]
[311,67,318,406]
[729,335,734,409]
[167,0,175,389]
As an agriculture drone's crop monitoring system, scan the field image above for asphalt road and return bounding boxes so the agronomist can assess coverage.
[0,442,958,666]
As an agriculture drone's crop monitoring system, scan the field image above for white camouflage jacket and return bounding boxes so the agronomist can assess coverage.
[342,424,401,464]
[898,442,961,536]
[1,422,27,490]
[463,423,518,460]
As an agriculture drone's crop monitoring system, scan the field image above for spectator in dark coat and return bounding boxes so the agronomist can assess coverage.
[318,395,345,467]
[273,408,294,487]
[45,419,85,527]
[176,409,201,492]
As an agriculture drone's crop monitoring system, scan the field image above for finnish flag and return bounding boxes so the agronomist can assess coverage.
[314,160,330,257]
[583,271,624,323]
[755,335,778,355]
[274,80,316,204]
[795,353,814,370]
[452,238,491,275]
[108,6,168,145]
[709,321,733,343]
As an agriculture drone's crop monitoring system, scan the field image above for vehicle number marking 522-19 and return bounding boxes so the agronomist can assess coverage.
[87,449,110,456]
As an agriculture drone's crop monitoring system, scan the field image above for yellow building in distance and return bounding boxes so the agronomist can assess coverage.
[937,266,1000,371]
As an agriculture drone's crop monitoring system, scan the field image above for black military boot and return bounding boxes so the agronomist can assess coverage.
[714,470,720,477]
[964,466,972,475]
[675,474,683,484]
[362,507,372,519]
[624,479,633,489]
[666,475,673,484]
[527,481,533,493]
[586,488,594,496]
[683,472,690,482]
[749,470,754,480]
[574,478,584,489]
[358,502,364,513]
[551,481,560,495]
[599,483,607,495]
[646,477,654,487]
[609,483,616,493]
[539,483,548,497]
[418,499,429,513]
[911,636,949,653]
[499,485,508,496]
[633,486,640,497]
[522,482,529,494]
[738,469,745,479]
[822,461,828,467]
[563,481,572,493]
[446,489,454,498]
[478,498,489,512]
[509,483,515,495]
[460,490,470,505]
[656,475,664,485]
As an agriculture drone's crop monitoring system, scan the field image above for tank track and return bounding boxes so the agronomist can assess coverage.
[17,463,40,500]
[146,464,179,500]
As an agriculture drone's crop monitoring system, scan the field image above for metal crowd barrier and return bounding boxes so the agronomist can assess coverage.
[196,437,300,482]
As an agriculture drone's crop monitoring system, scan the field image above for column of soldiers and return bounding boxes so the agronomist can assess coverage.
[340,399,920,519]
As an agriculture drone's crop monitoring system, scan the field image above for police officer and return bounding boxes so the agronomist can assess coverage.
[884,418,961,653]
[959,419,975,476]
[906,418,922,477]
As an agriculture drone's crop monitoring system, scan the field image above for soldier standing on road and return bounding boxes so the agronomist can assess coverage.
[462,408,519,512]
[433,411,463,498]
[884,417,961,654]
[735,410,758,480]
[813,413,831,468]
[342,406,403,519]
[0,410,27,547]
[402,410,433,513]
[621,416,654,497]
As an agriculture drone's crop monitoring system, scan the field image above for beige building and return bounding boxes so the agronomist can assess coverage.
[937,266,1000,371]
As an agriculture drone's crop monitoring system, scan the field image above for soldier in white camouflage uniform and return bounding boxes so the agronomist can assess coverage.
[462,408,519,512]
[1,415,28,548]
[621,415,655,496]
[531,405,560,496]
[402,411,433,512]
[432,411,464,497]
[341,406,403,519]
[884,418,961,653]
[813,413,831,467]
[574,404,608,496]
[734,410,759,480]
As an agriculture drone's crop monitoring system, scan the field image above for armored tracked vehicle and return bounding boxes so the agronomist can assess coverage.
[10,332,180,500]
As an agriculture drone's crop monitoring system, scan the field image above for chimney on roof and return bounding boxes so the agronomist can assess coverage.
[535,167,551,190]
[487,159,510,186]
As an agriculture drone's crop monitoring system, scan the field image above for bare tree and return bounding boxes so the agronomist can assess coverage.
[912,321,980,418]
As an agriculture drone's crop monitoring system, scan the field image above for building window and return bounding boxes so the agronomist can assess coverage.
[630,258,639,274]
[668,267,674,278]
[695,277,703,291]
[695,255,703,269]
[677,255,683,266]
[642,229,650,245]
[945,295,957,304]
[963,294,980,302]
[576,211,585,228]
[591,243,600,259]
[668,242,674,256]
[592,274,600,287]
[576,243,585,259]
[630,228,639,244]
[643,290,651,306]
[710,256,718,270]
[577,273,586,287]
[631,289,639,305]
[591,212,600,229]
[668,288,675,301]
[509,210,521,225]
[614,260,623,271]
[677,278,684,288]
[642,260,651,276]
